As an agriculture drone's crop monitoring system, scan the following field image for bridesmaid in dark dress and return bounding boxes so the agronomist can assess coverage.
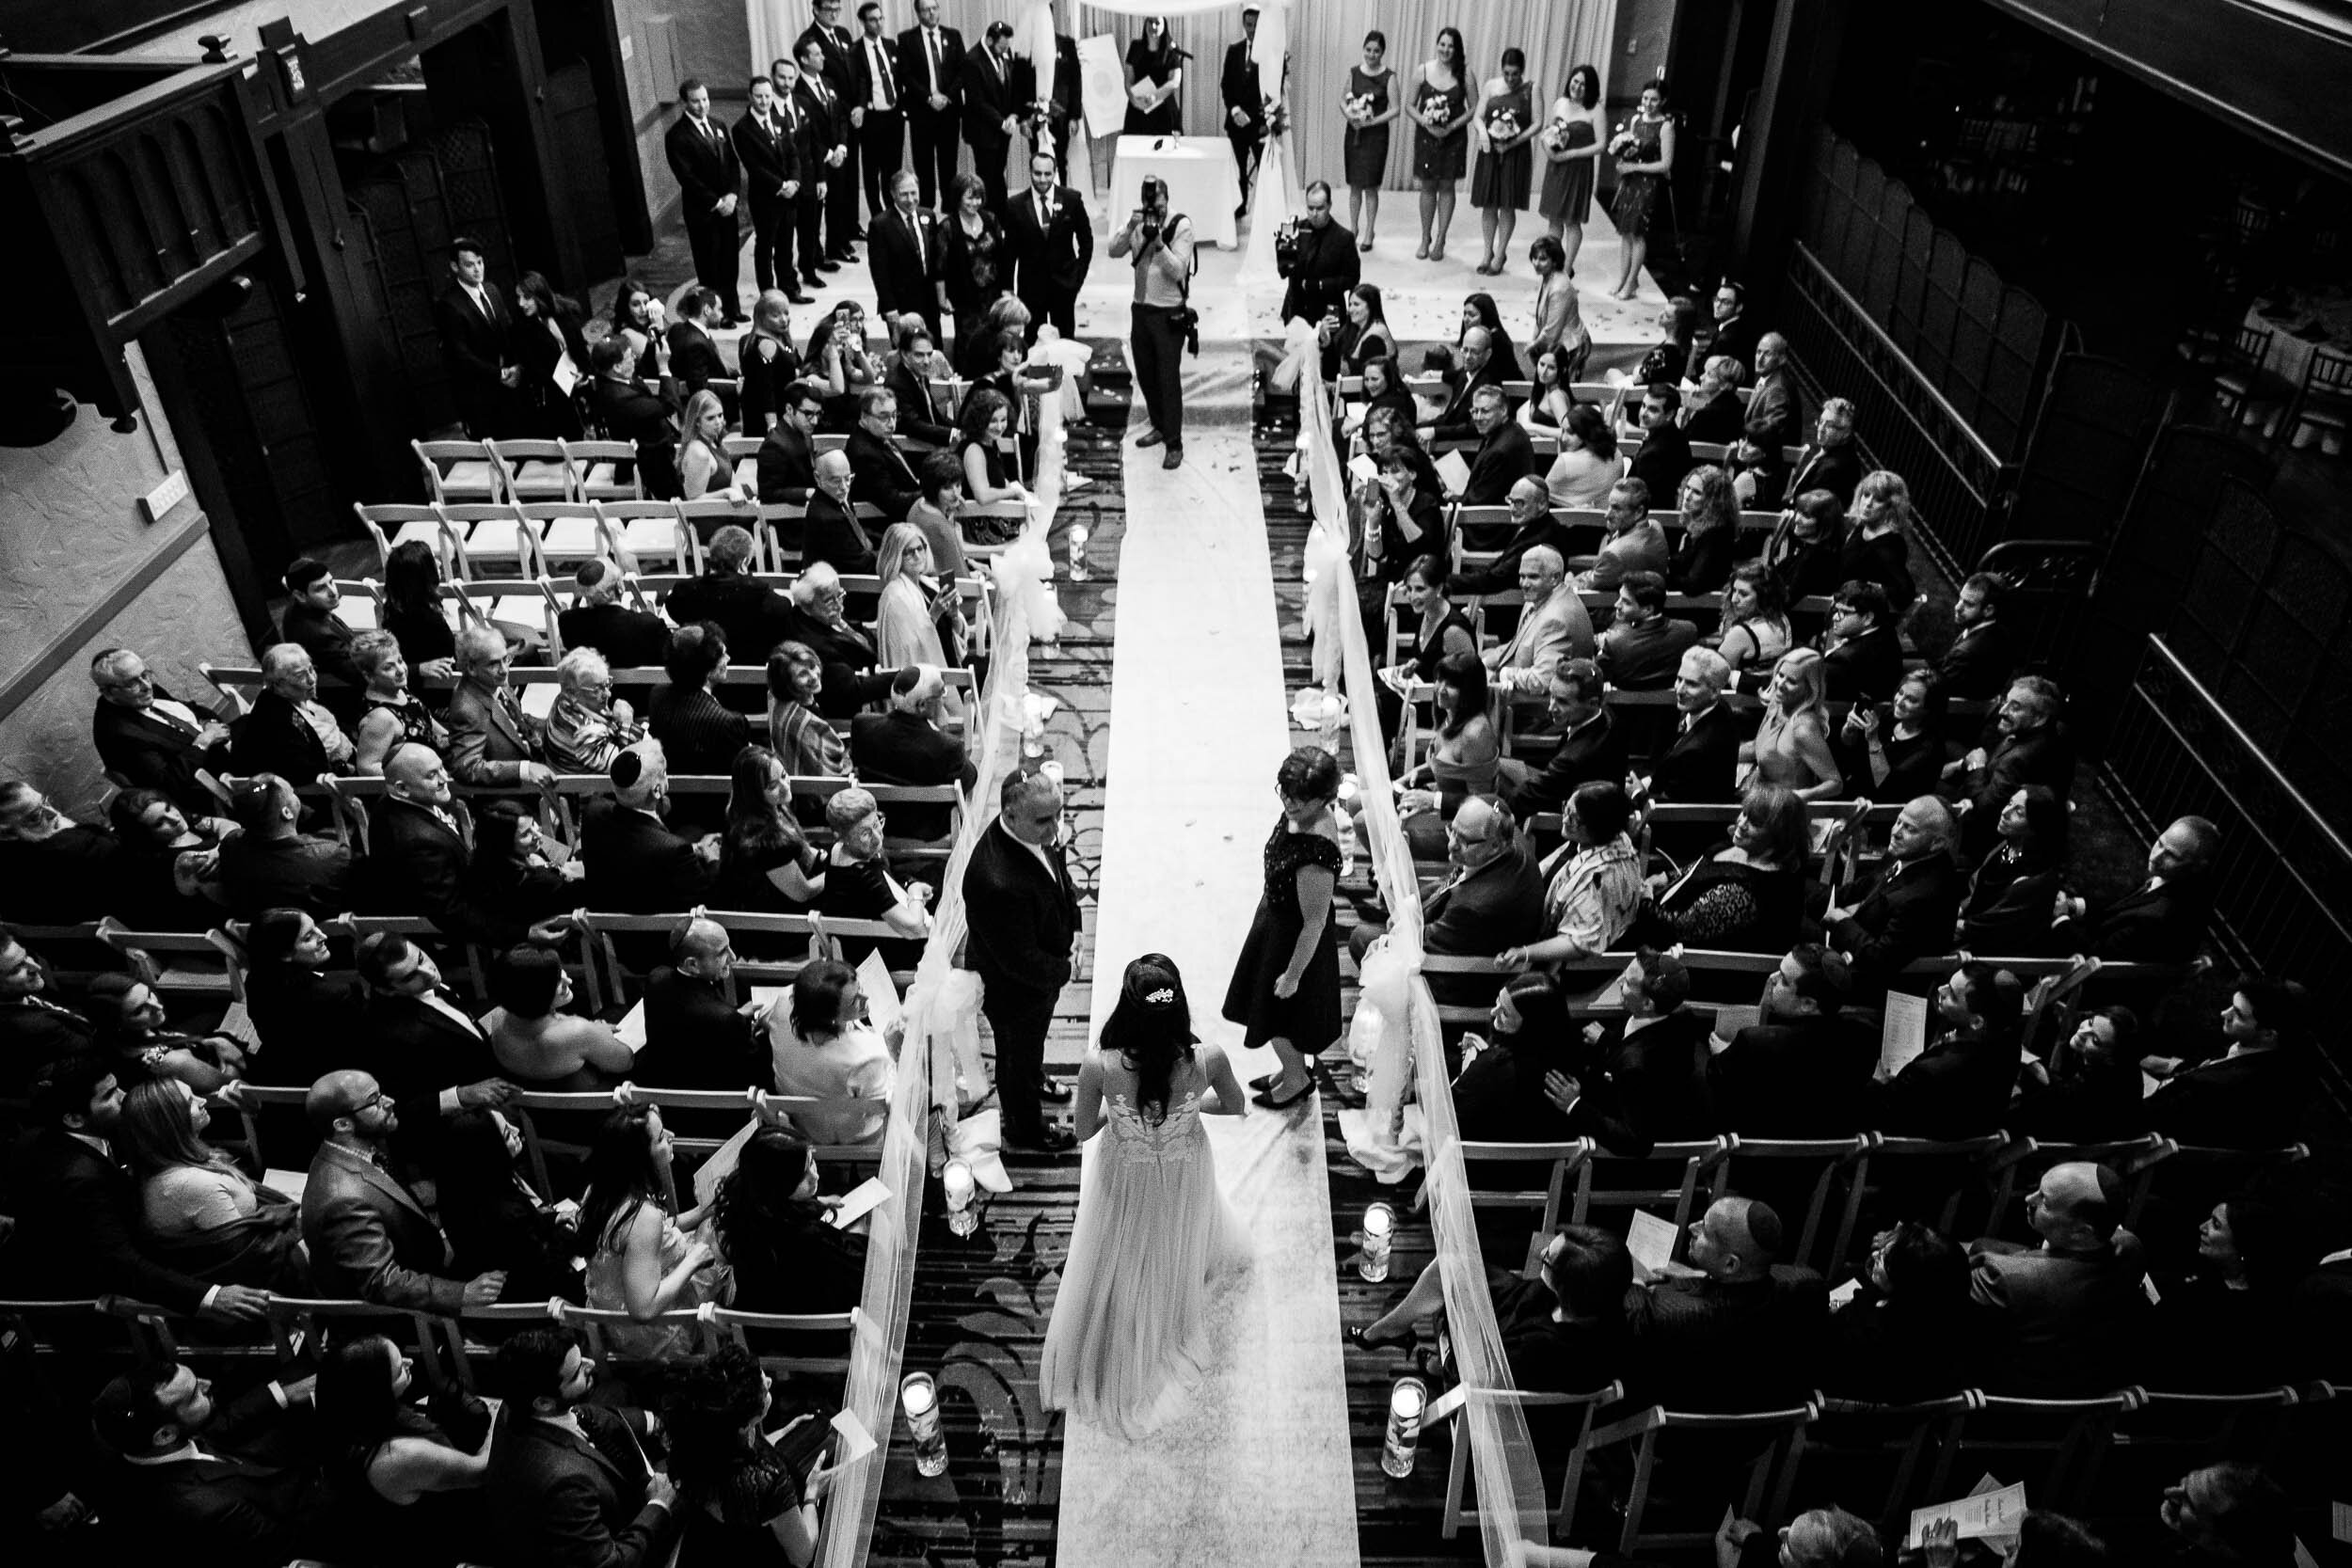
[942,172,1009,370]
[1470,49,1536,277]
[1539,65,1607,275]
[1406,27,1472,261]
[1224,748,1344,1111]
[1608,79,1676,300]
[1122,17,1183,135]
[1342,32,1400,251]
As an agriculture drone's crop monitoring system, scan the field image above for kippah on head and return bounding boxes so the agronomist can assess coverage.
[1741,1198,1785,1259]
[284,556,331,592]
[612,748,644,789]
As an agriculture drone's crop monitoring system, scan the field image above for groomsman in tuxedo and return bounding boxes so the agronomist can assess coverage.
[663,79,743,324]
[734,74,810,305]
[961,20,1021,213]
[795,38,856,265]
[770,58,831,293]
[1005,150,1093,343]
[435,236,522,436]
[961,770,1082,1152]
[798,0,861,241]
[898,0,966,209]
[850,2,907,220]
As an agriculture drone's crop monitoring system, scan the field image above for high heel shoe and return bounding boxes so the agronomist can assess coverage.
[1345,1323,1419,1354]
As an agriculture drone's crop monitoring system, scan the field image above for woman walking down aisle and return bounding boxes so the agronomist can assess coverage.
[1224,748,1346,1110]
[1041,957,1252,1438]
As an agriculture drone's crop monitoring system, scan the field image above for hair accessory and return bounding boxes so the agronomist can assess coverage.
[1144,987,1175,1006]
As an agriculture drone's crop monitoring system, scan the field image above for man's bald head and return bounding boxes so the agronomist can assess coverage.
[1508,477,1550,518]
[2031,1161,2122,1248]
[306,1069,380,1133]
[816,450,852,497]
[674,915,728,965]
[1690,1196,1781,1281]
[1451,795,1515,868]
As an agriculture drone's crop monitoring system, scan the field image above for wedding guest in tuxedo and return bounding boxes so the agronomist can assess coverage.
[867,170,946,346]
[1785,397,1864,509]
[352,932,516,1172]
[803,449,878,576]
[1967,1162,2148,1397]
[436,235,521,436]
[2051,815,2217,961]
[1707,281,1763,372]
[664,80,744,322]
[2142,975,2311,1150]
[1499,659,1625,822]
[850,1,907,217]
[887,324,956,448]
[1626,384,1696,500]
[1819,580,1905,705]
[88,647,233,819]
[664,287,732,413]
[1422,325,1506,442]
[960,770,1082,1152]
[303,1068,506,1310]
[1947,676,2073,858]
[734,74,809,305]
[1584,947,1717,1143]
[367,745,555,948]
[636,917,774,1091]
[1348,797,1545,1006]
[0,928,97,1093]
[961,20,1021,212]
[581,741,720,918]
[899,0,966,207]
[485,1327,679,1568]
[1005,150,1092,342]
[559,559,672,673]
[1638,784,1808,956]
[432,1110,582,1305]
[89,1357,326,1566]
[1937,571,2021,701]
[1651,647,1744,803]
[1709,945,1876,1136]
[1454,384,1536,506]
[1961,784,2067,955]
[1873,962,2026,1139]
[846,386,926,523]
[1817,795,1963,993]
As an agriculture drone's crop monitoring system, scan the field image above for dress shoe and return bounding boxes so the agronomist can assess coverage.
[1035,1077,1074,1104]
[850,227,869,241]
[787,290,816,305]
[1135,428,1164,448]
[1006,1124,1077,1154]
[1161,446,1184,469]
[801,274,826,290]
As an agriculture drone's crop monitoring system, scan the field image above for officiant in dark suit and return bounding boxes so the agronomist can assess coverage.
[1004,148,1092,342]
[961,770,1082,1153]
[867,168,946,346]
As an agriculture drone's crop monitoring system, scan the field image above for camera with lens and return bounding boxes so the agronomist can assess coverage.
[1137,175,1167,246]
[1273,218,1303,273]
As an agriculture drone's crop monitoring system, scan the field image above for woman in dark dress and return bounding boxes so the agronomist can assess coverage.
[1839,668,1947,803]
[1539,65,1607,274]
[104,788,232,930]
[236,909,364,1085]
[1470,49,1537,277]
[1121,16,1182,135]
[1375,553,1477,742]
[1765,487,1848,603]
[2012,1006,2147,1143]
[381,539,458,687]
[942,173,1008,368]
[1324,283,1397,382]
[718,745,826,914]
[1637,783,1808,956]
[1454,971,1644,1164]
[709,1130,866,1315]
[433,1107,583,1305]
[1666,463,1740,594]
[609,277,668,382]
[318,1335,497,1568]
[662,1343,836,1566]
[1406,27,1472,261]
[513,271,589,441]
[466,800,578,938]
[1224,748,1343,1111]
[1632,294,1699,389]
[2149,1196,2312,1391]
[1342,31,1400,249]
[1961,784,2067,954]
[1820,1222,1979,1403]
[1837,469,1919,615]
[1608,79,1676,301]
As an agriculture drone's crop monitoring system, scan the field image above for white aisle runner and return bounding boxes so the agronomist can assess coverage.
[1052,354,1360,1566]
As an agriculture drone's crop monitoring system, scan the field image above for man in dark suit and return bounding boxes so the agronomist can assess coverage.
[302,1068,503,1309]
[488,1327,680,1568]
[1819,579,1905,705]
[849,1,907,215]
[231,644,356,783]
[663,525,794,661]
[770,57,832,293]
[1652,646,1743,803]
[1820,796,1965,992]
[1707,282,1762,374]
[1500,660,1628,821]
[781,564,897,718]
[867,168,946,346]
[560,558,674,670]
[367,743,554,947]
[1454,385,1535,505]
[794,34,857,264]
[1003,149,1093,342]
[1591,948,1717,1143]
[1277,180,1359,326]
[1623,1196,1828,1412]
[1784,397,1865,509]
[1349,796,1544,1000]
[2143,974,2310,1149]
[580,741,720,915]
[847,387,925,522]
[1935,571,2020,701]
[636,917,772,1091]
[1710,945,1877,1136]
[1743,334,1804,451]
[804,450,878,575]
[959,770,1080,1152]
[3,1053,272,1321]
[0,932,98,1094]
[664,286,733,414]
[1967,1162,2149,1396]
[90,1358,324,1567]
[663,79,743,322]
[733,74,809,304]
[756,378,825,507]
[445,626,551,788]
[1597,571,1700,692]
[435,235,521,436]
[353,932,515,1171]
[279,557,363,721]
[898,0,966,208]
[960,21,1021,213]
[850,665,976,841]
[89,647,232,818]
[1872,962,2026,1138]
[215,772,356,920]
[798,0,863,248]
[1220,8,1271,217]
[1425,327,1508,443]
[1451,478,1574,596]
[589,339,682,498]
[887,330,956,446]
[1947,675,2073,858]
[2052,815,2217,961]
[1628,384,1697,499]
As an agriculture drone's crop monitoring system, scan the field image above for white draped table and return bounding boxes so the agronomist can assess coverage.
[1106,135,1244,249]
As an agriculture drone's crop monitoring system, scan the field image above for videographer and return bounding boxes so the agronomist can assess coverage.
[1278,180,1360,327]
[1108,175,1198,471]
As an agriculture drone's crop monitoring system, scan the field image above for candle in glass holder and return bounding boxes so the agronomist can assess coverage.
[942,1159,977,1237]
[1382,1376,1427,1478]
[1360,1201,1395,1282]
[1067,523,1089,582]
[1039,759,1066,788]
[900,1371,949,1476]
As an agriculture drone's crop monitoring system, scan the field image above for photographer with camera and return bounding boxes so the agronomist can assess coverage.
[1108,175,1198,471]
[1277,180,1359,327]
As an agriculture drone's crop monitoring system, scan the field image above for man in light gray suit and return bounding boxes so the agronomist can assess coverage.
[444,625,554,788]
[301,1069,507,1311]
[1483,546,1594,695]
[1577,478,1671,593]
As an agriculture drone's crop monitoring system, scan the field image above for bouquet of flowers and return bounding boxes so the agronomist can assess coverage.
[1419,87,1453,125]
[1607,119,1642,161]
[1541,115,1571,152]
[1343,91,1375,124]
[1263,95,1290,137]
[1485,105,1523,145]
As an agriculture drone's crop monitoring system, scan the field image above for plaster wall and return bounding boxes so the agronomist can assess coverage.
[613,0,755,228]
[0,344,248,818]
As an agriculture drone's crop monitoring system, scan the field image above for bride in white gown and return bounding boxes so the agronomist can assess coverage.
[1040,954,1253,1437]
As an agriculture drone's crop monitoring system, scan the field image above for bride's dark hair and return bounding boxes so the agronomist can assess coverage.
[1098,953,1196,1123]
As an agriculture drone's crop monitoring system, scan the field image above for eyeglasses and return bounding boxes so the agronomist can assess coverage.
[358,1091,396,1113]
